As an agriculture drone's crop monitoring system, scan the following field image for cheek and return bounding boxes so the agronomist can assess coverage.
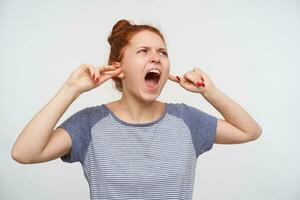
[122,66,144,84]
[163,57,170,67]
[164,61,170,74]
[123,59,146,78]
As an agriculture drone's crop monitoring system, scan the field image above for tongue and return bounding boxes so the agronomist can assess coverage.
[145,79,157,89]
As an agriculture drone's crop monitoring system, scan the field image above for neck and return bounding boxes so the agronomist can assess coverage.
[115,91,165,124]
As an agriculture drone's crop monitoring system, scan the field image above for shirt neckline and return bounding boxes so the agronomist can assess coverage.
[100,103,168,127]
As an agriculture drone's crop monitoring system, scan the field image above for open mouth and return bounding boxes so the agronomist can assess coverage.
[144,68,161,90]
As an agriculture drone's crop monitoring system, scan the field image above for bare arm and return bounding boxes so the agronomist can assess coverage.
[203,87,262,143]
[11,64,123,164]
[169,67,262,144]
[11,83,79,164]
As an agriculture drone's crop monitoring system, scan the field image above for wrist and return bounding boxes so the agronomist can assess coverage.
[60,82,81,100]
[202,86,219,99]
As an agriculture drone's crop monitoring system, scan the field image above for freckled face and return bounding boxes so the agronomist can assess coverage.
[119,30,170,102]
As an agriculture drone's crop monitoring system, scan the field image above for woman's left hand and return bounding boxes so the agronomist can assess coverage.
[168,67,216,95]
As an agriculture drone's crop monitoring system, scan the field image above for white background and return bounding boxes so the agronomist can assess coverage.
[1,0,299,199]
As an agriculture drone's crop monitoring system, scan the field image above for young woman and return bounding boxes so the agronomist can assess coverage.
[11,19,262,199]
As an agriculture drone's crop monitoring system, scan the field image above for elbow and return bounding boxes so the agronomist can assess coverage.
[11,147,34,164]
[252,126,263,141]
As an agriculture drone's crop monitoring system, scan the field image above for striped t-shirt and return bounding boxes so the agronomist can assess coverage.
[58,102,218,200]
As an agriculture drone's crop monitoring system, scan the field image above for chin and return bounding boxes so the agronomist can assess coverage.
[124,77,167,103]
[140,93,160,103]
[139,84,165,103]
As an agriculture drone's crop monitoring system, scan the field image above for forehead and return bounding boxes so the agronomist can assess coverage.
[128,30,166,49]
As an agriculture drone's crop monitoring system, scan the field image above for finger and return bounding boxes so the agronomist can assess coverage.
[193,68,205,82]
[96,65,117,83]
[168,74,181,83]
[102,68,122,75]
[183,71,198,84]
[190,70,205,87]
[99,65,117,74]
[94,67,101,83]
[98,71,122,84]
[81,63,95,77]
[191,71,203,83]
[184,72,204,87]
[88,65,96,80]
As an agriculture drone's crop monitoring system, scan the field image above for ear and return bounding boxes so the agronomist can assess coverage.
[112,62,120,69]
[112,62,124,78]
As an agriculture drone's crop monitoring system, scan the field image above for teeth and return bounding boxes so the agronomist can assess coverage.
[148,68,161,75]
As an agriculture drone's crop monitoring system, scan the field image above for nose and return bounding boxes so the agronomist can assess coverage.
[150,52,161,64]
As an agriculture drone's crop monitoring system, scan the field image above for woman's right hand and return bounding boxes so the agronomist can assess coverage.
[65,63,122,95]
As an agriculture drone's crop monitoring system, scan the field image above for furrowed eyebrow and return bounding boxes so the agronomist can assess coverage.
[136,46,150,50]
[157,48,167,52]
[136,46,168,52]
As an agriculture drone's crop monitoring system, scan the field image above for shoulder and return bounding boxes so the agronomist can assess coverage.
[166,102,184,114]
[166,102,201,117]
[85,104,111,124]
[166,102,217,124]
[64,105,110,126]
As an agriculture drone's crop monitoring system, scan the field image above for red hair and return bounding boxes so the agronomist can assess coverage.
[107,19,166,91]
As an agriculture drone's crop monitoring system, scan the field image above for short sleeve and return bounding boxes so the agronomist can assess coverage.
[181,103,218,157]
[57,107,91,163]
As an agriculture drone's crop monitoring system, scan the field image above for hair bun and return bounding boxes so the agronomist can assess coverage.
[108,19,133,45]
[112,19,132,32]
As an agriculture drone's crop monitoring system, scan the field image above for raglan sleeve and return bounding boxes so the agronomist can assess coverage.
[57,107,91,163]
[182,103,218,157]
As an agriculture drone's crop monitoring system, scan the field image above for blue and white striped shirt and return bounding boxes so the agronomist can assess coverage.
[58,103,217,199]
